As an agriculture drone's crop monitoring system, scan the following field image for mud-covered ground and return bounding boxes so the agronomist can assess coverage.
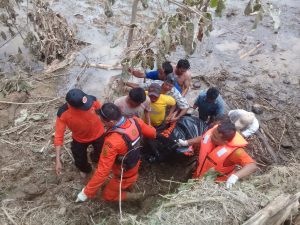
[0,0,299,224]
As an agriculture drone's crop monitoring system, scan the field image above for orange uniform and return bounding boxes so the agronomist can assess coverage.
[193,125,255,181]
[54,99,104,146]
[84,117,156,201]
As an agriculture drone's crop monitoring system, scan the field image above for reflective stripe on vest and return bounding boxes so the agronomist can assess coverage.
[193,125,248,179]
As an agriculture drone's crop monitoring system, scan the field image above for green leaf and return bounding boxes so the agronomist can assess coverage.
[244,0,253,15]
[204,12,212,21]
[253,0,262,11]
[210,0,218,8]
[215,0,225,17]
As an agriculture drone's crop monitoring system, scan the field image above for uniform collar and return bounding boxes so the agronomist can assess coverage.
[113,116,126,129]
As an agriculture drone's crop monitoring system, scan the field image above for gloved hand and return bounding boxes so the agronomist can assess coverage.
[226,174,239,189]
[177,139,189,147]
[76,188,88,202]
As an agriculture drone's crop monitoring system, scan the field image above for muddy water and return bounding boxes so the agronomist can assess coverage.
[50,0,171,99]
[52,0,299,105]
[49,0,125,98]
[1,0,299,102]
[171,0,300,107]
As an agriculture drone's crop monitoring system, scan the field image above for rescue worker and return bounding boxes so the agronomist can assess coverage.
[177,120,257,188]
[54,89,105,177]
[76,103,156,202]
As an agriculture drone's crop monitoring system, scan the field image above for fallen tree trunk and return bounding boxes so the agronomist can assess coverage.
[243,192,300,225]
[84,63,122,70]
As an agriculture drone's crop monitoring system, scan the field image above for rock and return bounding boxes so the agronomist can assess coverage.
[283,79,290,84]
[22,183,46,200]
[47,174,60,185]
[280,137,293,148]
[246,93,255,100]
[0,109,9,128]
[74,14,84,19]
[58,207,67,215]
[296,113,300,119]
[192,81,201,89]
[2,92,28,123]
[295,122,300,128]
[252,104,264,115]
[7,91,28,103]
[8,189,27,200]
[268,73,276,78]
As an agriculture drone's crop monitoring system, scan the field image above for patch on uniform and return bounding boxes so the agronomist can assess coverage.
[235,148,243,157]
[102,142,113,157]
[105,142,113,148]
[217,147,227,157]
[131,129,137,136]
[203,134,210,144]
[102,147,108,157]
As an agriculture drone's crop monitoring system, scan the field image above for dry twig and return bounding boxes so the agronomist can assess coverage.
[0,97,61,105]
[2,207,18,225]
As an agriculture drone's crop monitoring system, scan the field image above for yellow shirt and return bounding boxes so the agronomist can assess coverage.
[147,92,176,126]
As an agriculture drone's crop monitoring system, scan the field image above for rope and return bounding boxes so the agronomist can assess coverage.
[0,97,61,105]
[118,146,142,222]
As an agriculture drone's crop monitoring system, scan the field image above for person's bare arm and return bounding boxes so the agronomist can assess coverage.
[128,68,146,78]
[165,105,177,123]
[54,117,66,176]
[186,136,202,145]
[55,146,62,176]
[235,163,257,179]
[173,108,188,121]
[144,110,151,125]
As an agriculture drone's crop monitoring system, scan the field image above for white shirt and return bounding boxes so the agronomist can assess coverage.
[228,109,259,138]
[114,96,151,118]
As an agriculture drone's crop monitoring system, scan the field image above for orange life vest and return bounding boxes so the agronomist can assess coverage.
[193,125,248,181]
[107,118,142,170]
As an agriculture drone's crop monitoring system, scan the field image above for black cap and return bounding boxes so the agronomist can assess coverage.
[165,73,176,85]
[66,89,93,111]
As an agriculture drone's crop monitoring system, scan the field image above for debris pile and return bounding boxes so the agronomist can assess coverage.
[137,164,300,225]
[24,1,78,64]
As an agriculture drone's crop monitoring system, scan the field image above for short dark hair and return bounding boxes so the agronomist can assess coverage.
[213,114,230,123]
[177,59,190,70]
[217,121,236,141]
[165,73,176,85]
[129,88,146,104]
[207,87,219,100]
[98,103,122,121]
[162,61,173,75]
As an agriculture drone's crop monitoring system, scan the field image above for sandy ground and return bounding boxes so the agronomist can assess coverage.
[0,0,299,224]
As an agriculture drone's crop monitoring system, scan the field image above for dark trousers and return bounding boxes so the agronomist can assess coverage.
[71,135,104,173]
